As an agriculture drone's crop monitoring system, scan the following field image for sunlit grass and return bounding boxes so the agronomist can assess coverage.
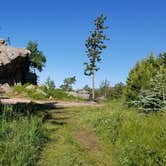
[0,104,47,165]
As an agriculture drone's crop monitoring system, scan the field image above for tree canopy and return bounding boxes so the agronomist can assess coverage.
[26,41,46,73]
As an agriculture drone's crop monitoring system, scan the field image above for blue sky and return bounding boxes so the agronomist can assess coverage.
[0,0,166,89]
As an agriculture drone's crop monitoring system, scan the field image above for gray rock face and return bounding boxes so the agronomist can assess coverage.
[0,39,36,86]
[77,90,90,100]
[68,89,90,100]
[0,45,31,66]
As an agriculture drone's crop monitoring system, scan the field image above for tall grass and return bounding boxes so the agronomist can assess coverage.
[0,104,47,165]
[92,101,166,166]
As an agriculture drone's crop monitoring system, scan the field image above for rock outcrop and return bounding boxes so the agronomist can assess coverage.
[68,89,90,100]
[0,39,37,86]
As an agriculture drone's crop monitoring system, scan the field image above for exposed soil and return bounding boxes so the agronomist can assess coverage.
[76,128,101,151]
[0,98,100,107]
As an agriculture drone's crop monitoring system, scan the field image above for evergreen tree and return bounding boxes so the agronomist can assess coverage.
[84,14,109,100]
[133,73,166,112]
[110,82,125,99]
[125,53,162,104]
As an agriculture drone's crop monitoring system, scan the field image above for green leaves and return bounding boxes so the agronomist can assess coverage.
[26,41,46,73]
[60,76,76,91]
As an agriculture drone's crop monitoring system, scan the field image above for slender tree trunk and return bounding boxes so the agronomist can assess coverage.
[92,71,95,100]
[104,86,107,98]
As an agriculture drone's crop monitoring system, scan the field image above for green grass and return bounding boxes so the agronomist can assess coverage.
[2,99,165,165]
[39,108,113,166]
[13,84,48,100]
[43,88,84,101]
[39,100,166,165]
[0,104,47,166]
[79,100,166,166]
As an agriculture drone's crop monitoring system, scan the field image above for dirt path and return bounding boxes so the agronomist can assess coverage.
[76,128,101,151]
[0,98,100,107]
[38,106,112,166]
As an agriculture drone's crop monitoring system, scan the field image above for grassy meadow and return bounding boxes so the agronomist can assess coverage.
[38,100,166,166]
[0,100,165,165]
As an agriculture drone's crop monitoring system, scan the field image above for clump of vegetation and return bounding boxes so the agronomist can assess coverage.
[13,84,48,100]
[43,88,79,101]
[91,101,166,166]
[95,80,125,100]
[0,104,47,165]
[60,76,76,91]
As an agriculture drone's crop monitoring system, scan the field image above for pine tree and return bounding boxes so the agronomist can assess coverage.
[125,53,164,104]
[84,14,109,100]
[133,73,166,112]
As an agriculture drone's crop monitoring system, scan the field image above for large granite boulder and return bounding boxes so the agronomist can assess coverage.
[0,39,36,85]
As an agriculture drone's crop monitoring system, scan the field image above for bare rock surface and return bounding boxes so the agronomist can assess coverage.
[0,45,30,66]
[68,89,90,100]
[0,39,34,85]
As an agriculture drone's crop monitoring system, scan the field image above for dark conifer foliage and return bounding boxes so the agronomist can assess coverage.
[125,52,166,112]
[84,14,109,100]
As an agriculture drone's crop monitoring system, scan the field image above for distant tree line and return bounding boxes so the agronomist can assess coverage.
[94,80,125,100]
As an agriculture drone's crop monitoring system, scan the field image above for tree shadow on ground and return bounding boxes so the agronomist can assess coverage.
[0,101,65,118]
